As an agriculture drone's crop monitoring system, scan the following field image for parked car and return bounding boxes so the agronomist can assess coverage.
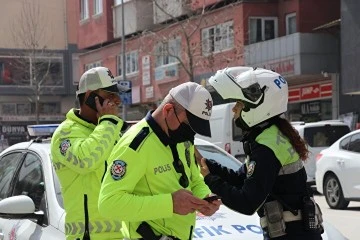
[292,120,350,185]
[0,125,347,239]
[315,129,360,209]
[195,102,246,163]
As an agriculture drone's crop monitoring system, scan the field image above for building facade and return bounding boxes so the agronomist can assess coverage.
[0,0,78,145]
[71,0,341,122]
[339,0,360,129]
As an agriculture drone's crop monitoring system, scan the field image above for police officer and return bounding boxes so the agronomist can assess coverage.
[198,67,323,239]
[98,82,221,240]
[51,67,129,240]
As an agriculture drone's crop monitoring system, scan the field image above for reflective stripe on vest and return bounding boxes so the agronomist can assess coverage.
[278,159,303,176]
[65,220,122,235]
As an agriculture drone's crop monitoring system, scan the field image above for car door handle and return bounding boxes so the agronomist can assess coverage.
[336,159,344,164]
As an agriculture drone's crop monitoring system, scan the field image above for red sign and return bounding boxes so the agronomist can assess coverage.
[264,59,295,76]
[289,82,332,102]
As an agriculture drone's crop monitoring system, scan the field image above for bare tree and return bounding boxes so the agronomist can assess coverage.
[139,0,244,83]
[9,0,56,124]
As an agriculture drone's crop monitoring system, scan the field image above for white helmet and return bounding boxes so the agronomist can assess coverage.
[208,66,288,128]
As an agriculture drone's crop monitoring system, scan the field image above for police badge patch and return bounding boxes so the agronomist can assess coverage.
[111,160,127,180]
[59,139,71,156]
[247,161,256,177]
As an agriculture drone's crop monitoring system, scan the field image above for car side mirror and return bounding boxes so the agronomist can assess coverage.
[0,195,44,225]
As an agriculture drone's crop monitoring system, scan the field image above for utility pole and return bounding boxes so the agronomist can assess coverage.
[121,0,127,120]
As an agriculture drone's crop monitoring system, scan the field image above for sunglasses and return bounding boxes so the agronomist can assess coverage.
[170,144,189,188]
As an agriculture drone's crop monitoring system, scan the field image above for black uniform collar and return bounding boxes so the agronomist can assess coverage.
[145,111,172,146]
[241,120,274,143]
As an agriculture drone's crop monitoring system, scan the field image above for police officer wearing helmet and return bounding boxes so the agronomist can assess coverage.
[197,67,324,239]
[98,82,220,240]
[51,67,129,240]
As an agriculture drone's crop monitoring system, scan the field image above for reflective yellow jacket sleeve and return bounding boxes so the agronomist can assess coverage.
[98,145,173,221]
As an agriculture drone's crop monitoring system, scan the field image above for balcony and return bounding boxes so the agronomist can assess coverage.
[244,33,339,77]
[113,0,154,38]
[153,0,191,24]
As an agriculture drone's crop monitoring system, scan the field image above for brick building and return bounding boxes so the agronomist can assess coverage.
[72,0,341,121]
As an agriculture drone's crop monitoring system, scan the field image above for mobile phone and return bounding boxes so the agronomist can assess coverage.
[85,92,105,111]
[204,195,221,202]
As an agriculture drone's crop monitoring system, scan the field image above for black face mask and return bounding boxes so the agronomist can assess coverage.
[167,122,196,144]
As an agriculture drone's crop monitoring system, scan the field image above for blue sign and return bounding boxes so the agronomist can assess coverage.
[120,91,132,105]
[118,80,132,105]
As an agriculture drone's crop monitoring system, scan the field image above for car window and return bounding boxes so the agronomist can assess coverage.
[304,125,350,147]
[348,133,360,153]
[340,136,350,150]
[0,152,23,200]
[196,145,241,171]
[12,153,45,212]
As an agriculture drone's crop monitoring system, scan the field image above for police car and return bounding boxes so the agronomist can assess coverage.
[0,125,347,240]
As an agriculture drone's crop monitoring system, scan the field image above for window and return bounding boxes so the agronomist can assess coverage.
[114,0,130,5]
[39,102,61,114]
[117,51,139,76]
[13,153,45,211]
[0,57,63,86]
[17,103,31,115]
[348,133,360,153]
[94,0,103,15]
[340,136,350,150]
[0,152,23,200]
[249,17,278,44]
[155,38,181,67]
[202,21,234,55]
[80,0,89,20]
[304,126,350,147]
[286,13,297,35]
[84,61,101,72]
[2,103,16,115]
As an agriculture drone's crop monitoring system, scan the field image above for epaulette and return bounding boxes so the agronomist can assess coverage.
[129,127,150,151]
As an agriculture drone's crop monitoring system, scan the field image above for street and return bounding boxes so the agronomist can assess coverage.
[314,194,360,240]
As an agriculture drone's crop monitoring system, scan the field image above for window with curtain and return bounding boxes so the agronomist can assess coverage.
[80,0,89,20]
[202,21,234,55]
[117,51,139,76]
[155,38,181,67]
[94,0,103,15]
[286,13,297,35]
[249,17,278,44]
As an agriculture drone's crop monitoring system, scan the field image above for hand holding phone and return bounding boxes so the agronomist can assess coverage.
[85,92,105,112]
[203,195,221,202]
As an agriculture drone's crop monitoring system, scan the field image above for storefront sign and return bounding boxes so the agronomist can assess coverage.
[142,55,151,86]
[289,82,332,102]
[155,64,178,81]
[145,86,154,99]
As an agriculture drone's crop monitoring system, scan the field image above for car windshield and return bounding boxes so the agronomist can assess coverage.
[196,144,241,171]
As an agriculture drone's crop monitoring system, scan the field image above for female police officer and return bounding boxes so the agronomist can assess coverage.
[198,67,323,239]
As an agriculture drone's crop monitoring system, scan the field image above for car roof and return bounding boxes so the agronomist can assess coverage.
[292,120,349,130]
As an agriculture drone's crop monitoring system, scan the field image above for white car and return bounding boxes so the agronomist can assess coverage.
[316,129,360,209]
[0,125,347,240]
[292,121,350,185]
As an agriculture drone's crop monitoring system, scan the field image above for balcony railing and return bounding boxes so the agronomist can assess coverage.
[113,0,154,38]
[153,0,191,24]
[244,33,339,76]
